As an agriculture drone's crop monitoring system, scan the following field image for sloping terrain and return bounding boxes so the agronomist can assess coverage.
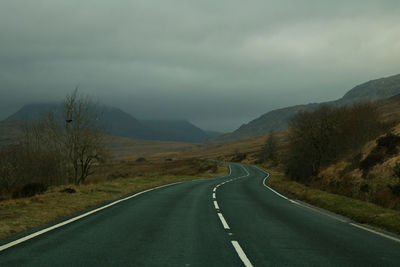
[141,120,209,142]
[213,73,400,143]
[0,121,201,156]
[5,104,210,143]
[0,120,21,146]
[106,135,201,158]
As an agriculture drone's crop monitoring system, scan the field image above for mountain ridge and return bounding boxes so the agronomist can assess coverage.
[211,73,400,143]
[4,104,210,143]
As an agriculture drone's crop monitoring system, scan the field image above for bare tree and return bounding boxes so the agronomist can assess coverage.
[0,145,21,192]
[260,132,278,164]
[285,103,389,181]
[62,88,107,185]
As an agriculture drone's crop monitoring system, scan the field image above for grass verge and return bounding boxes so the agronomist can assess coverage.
[262,166,400,235]
[0,160,227,241]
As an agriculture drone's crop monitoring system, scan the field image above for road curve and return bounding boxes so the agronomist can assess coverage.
[1,163,400,266]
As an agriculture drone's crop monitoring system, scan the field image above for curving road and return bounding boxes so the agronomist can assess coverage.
[1,163,400,266]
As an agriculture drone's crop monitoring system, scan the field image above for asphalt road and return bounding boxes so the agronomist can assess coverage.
[1,163,400,266]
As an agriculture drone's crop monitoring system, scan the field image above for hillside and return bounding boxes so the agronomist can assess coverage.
[213,73,400,143]
[341,73,400,103]
[5,104,210,143]
[0,120,201,156]
[0,120,22,146]
[211,103,320,143]
[141,120,209,143]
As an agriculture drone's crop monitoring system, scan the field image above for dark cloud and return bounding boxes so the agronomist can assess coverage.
[1,0,400,131]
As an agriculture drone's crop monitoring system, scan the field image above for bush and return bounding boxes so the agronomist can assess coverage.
[394,162,400,180]
[360,183,370,193]
[377,133,400,155]
[359,150,385,174]
[231,153,247,162]
[12,183,48,198]
[388,184,400,197]
[359,133,400,176]
[286,103,389,181]
[135,157,147,162]
[59,188,76,194]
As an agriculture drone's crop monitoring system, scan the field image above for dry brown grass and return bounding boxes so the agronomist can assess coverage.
[0,159,227,241]
[264,166,400,235]
[106,135,202,158]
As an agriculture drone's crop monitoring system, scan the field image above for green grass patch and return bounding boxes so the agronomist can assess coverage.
[262,167,400,235]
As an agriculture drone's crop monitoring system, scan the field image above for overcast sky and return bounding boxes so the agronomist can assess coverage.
[1,0,400,132]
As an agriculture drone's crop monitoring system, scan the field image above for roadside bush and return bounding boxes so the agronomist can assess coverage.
[59,188,76,194]
[259,132,278,164]
[286,103,389,181]
[359,150,385,174]
[1,89,108,200]
[12,183,48,198]
[394,162,400,179]
[377,133,400,155]
[360,183,370,193]
[359,133,400,176]
[388,184,400,197]
[231,153,247,162]
[135,157,147,162]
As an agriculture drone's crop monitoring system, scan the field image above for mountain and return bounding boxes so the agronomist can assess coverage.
[6,103,61,121]
[141,120,209,143]
[4,104,210,143]
[212,103,320,143]
[204,130,224,138]
[340,73,400,103]
[212,73,400,143]
[100,107,159,140]
[0,120,22,146]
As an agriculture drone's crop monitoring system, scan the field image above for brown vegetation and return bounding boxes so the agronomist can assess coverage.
[285,103,390,181]
[0,89,107,199]
[0,158,227,240]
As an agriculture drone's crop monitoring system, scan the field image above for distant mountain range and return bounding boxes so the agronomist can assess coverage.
[3,73,400,145]
[212,73,400,143]
[4,104,223,143]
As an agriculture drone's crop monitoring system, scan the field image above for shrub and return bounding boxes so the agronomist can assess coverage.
[394,162,400,180]
[388,184,400,197]
[359,133,400,176]
[12,183,48,198]
[135,157,147,162]
[231,153,247,162]
[59,188,76,194]
[359,149,385,174]
[360,184,370,193]
[376,133,400,155]
[286,103,388,181]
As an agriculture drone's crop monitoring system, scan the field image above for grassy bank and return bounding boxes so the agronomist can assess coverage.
[0,159,227,241]
[262,166,400,235]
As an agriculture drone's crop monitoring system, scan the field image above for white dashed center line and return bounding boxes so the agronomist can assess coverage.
[212,165,253,267]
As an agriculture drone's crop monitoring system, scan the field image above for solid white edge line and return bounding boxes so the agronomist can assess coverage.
[256,165,400,242]
[259,168,348,223]
[262,176,288,200]
[217,213,230,229]
[350,223,400,243]
[292,201,348,223]
[214,201,220,210]
[0,181,183,252]
[231,241,253,267]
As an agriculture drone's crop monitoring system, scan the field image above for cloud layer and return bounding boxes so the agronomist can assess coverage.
[1,0,400,131]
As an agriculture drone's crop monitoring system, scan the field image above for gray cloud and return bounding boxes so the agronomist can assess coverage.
[1,0,400,131]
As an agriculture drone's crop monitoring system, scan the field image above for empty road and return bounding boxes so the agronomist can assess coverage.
[1,163,400,266]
